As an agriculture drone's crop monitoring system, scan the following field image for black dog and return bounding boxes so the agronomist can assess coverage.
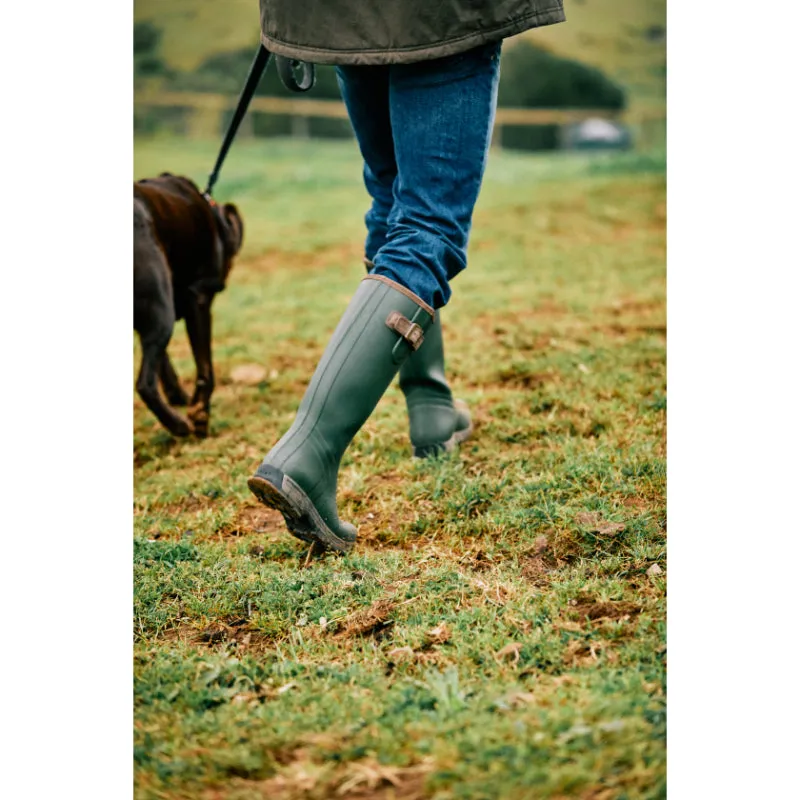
[134,174,243,437]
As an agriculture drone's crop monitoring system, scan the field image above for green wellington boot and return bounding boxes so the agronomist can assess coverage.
[248,275,435,553]
[365,259,472,458]
[399,311,473,458]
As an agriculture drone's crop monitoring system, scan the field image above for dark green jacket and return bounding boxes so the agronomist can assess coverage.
[259,1,565,65]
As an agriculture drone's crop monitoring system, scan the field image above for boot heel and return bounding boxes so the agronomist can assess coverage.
[247,470,312,544]
[248,469,356,554]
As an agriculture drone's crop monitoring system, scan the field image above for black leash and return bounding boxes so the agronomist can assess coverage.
[204,44,315,198]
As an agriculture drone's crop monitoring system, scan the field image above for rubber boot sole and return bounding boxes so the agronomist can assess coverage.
[247,466,355,554]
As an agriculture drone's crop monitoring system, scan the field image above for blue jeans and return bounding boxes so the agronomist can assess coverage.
[336,42,501,309]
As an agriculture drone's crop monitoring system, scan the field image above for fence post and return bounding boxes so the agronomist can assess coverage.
[186,107,222,139]
[239,110,256,139]
[291,114,310,139]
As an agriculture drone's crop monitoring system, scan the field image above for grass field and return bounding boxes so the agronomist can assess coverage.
[133,137,666,799]
[134,0,666,112]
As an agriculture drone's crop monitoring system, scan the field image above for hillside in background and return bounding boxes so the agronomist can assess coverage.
[133,0,666,111]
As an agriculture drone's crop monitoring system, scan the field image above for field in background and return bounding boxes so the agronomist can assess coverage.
[133,0,666,112]
[134,138,666,799]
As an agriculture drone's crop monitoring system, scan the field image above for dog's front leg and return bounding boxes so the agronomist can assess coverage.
[159,352,190,406]
[185,293,215,438]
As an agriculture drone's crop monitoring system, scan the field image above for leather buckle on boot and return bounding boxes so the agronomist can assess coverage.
[386,311,424,350]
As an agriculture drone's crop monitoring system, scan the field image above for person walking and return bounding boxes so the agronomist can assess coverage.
[248,1,566,553]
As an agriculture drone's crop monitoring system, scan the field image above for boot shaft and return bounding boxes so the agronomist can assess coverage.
[364,258,469,456]
[265,275,435,486]
[398,309,452,404]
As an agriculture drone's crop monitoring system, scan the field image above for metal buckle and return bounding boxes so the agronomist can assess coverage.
[385,311,424,350]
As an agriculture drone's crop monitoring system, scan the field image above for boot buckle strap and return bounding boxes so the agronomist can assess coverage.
[386,311,424,350]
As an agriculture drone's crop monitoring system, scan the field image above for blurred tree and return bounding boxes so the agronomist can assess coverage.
[497,41,626,150]
[134,21,160,55]
[134,22,179,133]
[134,22,173,82]
[498,41,625,109]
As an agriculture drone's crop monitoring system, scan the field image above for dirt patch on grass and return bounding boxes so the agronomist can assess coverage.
[359,472,407,501]
[457,548,496,572]
[347,489,425,550]
[339,473,418,526]
[608,322,666,336]
[232,759,430,800]
[335,761,430,799]
[552,789,621,800]
[621,495,652,512]
[521,555,556,584]
[607,297,664,316]
[572,600,642,622]
[563,638,611,668]
[521,534,559,585]
[151,492,213,517]
[229,506,284,536]
[161,621,278,653]
[494,367,550,390]
[254,349,320,384]
[241,242,363,279]
[575,512,626,536]
[337,599,397,639]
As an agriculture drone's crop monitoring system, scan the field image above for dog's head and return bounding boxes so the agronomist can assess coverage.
[152,174,244,270]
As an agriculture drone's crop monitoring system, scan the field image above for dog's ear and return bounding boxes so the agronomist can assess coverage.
[159,173,204,197]
[222,203,244,256]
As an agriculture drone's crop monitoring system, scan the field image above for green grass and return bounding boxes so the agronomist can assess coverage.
[134,0,666,112]
[134,137,666,799]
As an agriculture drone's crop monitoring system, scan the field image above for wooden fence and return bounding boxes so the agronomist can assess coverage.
[134,91,665,149]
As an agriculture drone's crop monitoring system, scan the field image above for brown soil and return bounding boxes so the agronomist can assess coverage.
[229,505,284,536]
[572,600,642,622]
[161,621,277,654]
[337,599,397,639]
[239,242,363,279]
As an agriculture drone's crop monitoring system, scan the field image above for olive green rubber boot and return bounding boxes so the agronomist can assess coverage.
[247,275,435,553]
[399,312,473,458]
[364,259,472,458]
